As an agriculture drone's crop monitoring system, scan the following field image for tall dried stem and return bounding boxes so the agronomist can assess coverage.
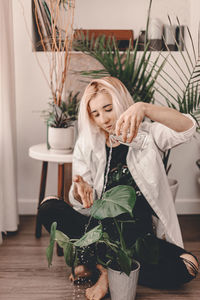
[33,0,75,106]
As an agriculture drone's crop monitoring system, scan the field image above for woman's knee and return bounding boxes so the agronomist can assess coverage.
[40,195,60,206]
[180,253,199,277]
[37,197,65,229]
[38,196,65,213]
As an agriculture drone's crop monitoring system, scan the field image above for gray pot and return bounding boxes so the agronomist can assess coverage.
[108,260,140,300]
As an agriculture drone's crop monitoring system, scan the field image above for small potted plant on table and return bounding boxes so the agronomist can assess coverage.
[33,0,78,153]
[42,91,80,153]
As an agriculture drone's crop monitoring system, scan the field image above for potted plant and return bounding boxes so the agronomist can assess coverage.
[32,0,77,152]
[46,185,159,300]
[41,91,80,153]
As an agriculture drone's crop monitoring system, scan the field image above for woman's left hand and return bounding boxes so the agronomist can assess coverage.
[115,102,146,143]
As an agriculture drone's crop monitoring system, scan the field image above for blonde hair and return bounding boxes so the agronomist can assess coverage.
[78,77,134,145]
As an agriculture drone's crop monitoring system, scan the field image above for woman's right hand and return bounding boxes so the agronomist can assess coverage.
[73,175,93,208]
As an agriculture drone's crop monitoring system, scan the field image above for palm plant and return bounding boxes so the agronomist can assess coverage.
[73,0,157,104]
[73,33,166,104]
[157,18,200,125]
[154,17,200,173]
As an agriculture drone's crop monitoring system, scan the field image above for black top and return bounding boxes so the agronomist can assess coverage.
[104,143,155,246]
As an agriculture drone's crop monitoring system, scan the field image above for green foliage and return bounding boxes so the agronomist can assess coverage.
[66,91,80,120]
[55,230,76,267]
[74,224,103,247]
[90,185,136,220]
[166,83,200,128]
[156,18,200,172]
[73,33,165,103]
[41,91,80,128]
[116,248,133,276]
[46,185,159,276]
[46,222,57,267]
[155,17,200,130]
[73,20,200,130]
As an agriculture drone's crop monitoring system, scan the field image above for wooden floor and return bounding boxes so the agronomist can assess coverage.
[0,215,199,300]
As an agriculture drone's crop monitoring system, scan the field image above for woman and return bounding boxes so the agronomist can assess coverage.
[38,77,198,300]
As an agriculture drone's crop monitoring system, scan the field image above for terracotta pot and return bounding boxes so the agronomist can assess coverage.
[108,260,140,300]
[48,126,74,154]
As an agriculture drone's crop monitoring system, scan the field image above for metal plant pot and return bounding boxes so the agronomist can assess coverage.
[108,260,140,300]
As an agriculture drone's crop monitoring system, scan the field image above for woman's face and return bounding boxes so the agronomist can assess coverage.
[88,92,117,134]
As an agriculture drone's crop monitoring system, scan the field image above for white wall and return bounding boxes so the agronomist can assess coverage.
[75,0,190,38]
[12,0,200,215]
[13,0,57,214]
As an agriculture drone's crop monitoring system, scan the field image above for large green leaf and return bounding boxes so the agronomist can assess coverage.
[74,224,103,247]
[116,248,132,276]
[55,230,70,247]
[46,222,57,267]
[63,243,76,267]
[91,185,136,220]
[55,230,76,267]
[55,230,76,266]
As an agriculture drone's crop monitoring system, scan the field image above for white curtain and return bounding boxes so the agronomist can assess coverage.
[0,0,19,244]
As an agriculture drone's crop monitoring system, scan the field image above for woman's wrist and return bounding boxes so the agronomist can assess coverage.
[143,102,152,119]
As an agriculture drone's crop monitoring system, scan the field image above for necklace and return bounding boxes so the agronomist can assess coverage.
[101,135,114,198]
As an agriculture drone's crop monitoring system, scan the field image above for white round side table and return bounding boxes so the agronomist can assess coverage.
[29,143,73,238]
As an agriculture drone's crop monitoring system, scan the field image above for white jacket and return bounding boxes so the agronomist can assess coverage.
[69,114,196,248]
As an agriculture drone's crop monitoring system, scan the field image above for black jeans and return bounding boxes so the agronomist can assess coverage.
[38,198,198,289]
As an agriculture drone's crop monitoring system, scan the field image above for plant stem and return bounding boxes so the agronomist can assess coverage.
[145,0,152,47]
[113,218,126,251]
